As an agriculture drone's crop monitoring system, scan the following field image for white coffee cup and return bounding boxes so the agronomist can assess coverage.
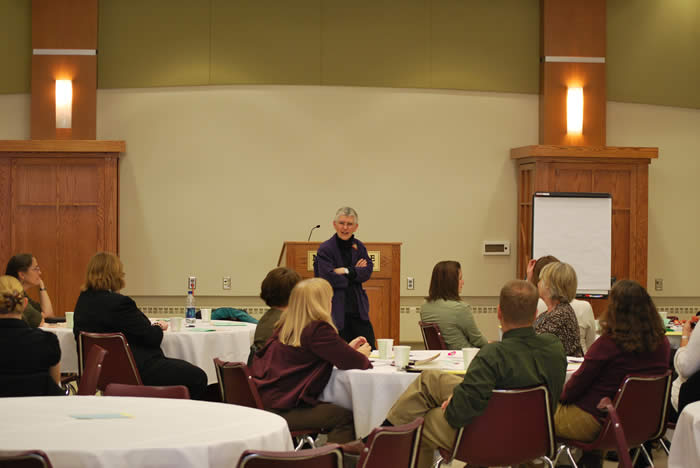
[659,311,668,320]
[171,317,184,332]
[201,308,211,323]
[377,339,394,359]
[393,345,411,370]
[462,347,479,370]
[65,311,74,328]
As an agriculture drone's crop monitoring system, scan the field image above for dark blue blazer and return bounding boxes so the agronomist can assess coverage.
[314,234,373,330]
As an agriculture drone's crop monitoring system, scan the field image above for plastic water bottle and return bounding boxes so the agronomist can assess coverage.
[185,290,196,327]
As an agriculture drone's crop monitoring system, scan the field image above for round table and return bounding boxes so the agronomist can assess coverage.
[319,350,581,438]
[0,396,292,468]
[42,320,256,384]
[669,401,700,468]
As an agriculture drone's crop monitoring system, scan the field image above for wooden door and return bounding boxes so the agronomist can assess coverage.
[11,157,117,315]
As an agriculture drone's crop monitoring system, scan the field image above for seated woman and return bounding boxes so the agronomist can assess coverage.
[534,262,583,357]
[251,278,372,443]
[247,267,302,365]
[5,253,55,327]
[671,315,700,416]
[73,252,208,399]
[555,280,669,468]
[529,255,597,353]
[419,261,486,350]
[0,275,63,396]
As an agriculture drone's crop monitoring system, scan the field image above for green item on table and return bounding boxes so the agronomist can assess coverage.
[189,328,216,332]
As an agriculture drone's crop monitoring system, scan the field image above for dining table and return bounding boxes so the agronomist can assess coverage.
[668,401,700,468]
[0,395,292,468]
[319,349,582,438]
[42,319,257,384]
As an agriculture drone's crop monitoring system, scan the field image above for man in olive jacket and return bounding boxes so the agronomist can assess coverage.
[385,280,567,468]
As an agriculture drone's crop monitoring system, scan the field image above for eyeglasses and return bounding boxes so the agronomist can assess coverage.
[30,266,41,272]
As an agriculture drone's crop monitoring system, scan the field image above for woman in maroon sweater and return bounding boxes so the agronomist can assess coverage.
[555,280,669,468]
[251,277,372,443]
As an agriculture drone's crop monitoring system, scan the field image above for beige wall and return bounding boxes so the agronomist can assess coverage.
[95,85,535,298]
[2,87,698,306]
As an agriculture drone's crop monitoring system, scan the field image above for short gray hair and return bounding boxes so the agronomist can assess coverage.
[334,207,358,223]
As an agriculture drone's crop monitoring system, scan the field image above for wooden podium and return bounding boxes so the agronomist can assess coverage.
[278,241,402,344]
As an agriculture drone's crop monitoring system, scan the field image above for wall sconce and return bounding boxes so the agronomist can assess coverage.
[55,80,72,129]
[566,87,583,134]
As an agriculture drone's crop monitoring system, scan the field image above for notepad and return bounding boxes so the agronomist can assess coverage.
[188,328,216,332]
[211,322,249,327]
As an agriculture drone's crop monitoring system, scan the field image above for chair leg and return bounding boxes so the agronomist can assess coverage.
[640,444,654,467]
[565,447,579,468]
[630,447,640,465]
[431,455,445,468]
[540,456,554,468]
[658,438,670,456]
[553,444,566,466]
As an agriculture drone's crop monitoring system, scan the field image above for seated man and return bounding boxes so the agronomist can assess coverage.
[384,280,567,468]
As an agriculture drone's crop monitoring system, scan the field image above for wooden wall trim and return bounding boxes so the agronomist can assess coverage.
[511,145,658,160]
[0,140,125,153]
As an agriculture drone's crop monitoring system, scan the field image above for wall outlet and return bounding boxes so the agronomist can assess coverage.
[407,277,415,290]
[223,276,232,290]
[188,276,196,290]
[654,278,663,291]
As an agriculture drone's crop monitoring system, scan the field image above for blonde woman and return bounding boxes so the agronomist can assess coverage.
[0,275,63,396]
[73,252,208,399]
[251,277,372,443]
[535,262,583,357]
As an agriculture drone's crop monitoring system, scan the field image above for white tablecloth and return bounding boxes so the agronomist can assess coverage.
[42,320,256,384]
[669,401,700,468]
[0,395,292,468]
[319,350,581,438]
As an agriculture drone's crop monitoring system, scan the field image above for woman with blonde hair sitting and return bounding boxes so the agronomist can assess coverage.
[0,275,62,396]
[251,277,372,443]
[535,262,583,357]
[73,252,208,399]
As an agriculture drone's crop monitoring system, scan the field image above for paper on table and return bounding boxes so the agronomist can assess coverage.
[70,413,133,419]
[211,322,248,327]
[188,328,216,332]
[414,353,441,366]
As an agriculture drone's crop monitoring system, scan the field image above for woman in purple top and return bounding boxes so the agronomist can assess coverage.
[251,277,372,443]
[555,280,670,468]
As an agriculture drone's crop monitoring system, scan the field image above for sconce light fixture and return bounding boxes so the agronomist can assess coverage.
[566,87,583,134]
[55,80,72,129]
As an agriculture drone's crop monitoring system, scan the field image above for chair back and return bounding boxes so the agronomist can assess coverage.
[213,358,263,408]
[596,371,672,448]
[79,332,142,390]
[0,450,53,468]
[445,386,555,466]
[418,322,447,350]
[237,444,343,468]
[77,345,107,396]
[104,383,190,399]
[357,417,423,468]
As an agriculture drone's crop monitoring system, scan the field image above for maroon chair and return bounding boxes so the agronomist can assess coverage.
[236,444,343,468]
[213,359,319,450]
[79,332,142,391]
[343,417,423,468]
[555,371,673,468]
[435,386,556,467]
[104,383,190,399]
[418,322,447,350]
[0,450,53,468]
[76,345,108,396]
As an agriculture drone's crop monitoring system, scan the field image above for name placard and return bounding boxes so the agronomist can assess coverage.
[307,250,380,272]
